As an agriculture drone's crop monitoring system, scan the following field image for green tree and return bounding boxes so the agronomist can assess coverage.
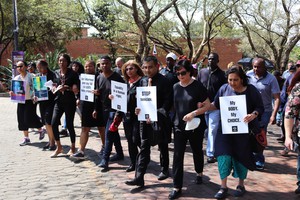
[0,0,82,64]
[148,0,240,63]
[234,0,300,70]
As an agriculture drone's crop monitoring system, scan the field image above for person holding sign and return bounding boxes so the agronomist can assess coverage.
[120,60,144,172]
[70,60,106,160]
[96,55,125,172]
[36,60,57,150]
[168,58,211,199]
[9,61,43,146]
[125,56,172,187]
[210,66,264,199]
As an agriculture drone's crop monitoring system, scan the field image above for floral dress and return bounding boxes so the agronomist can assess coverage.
[285,82,300,139]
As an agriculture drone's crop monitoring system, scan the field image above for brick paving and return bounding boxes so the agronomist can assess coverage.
[0,96,298,200]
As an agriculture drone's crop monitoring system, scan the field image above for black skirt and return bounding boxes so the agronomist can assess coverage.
[17,100,43,131]
[80,101,104,127]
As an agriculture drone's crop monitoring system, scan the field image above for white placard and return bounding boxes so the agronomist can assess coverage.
[136,86,157,122]
[111,80,127,113]
[80,74,95,102]
[219,95,248,134]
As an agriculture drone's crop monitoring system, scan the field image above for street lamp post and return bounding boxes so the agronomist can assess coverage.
[12,0,18,51]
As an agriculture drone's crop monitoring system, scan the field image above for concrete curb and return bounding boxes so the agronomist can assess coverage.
[0,92,9,97]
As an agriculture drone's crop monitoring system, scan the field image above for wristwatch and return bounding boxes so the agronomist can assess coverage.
[252,111,258,116]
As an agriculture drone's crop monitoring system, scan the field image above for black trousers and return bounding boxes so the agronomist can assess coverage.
[135,123,170,179]
[158,141,169,173]
[123,116,139,165]
[172,128,204,189]
[52,99,76,143]
[17,100,43,131]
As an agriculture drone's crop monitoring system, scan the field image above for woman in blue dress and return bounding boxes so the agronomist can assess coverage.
[210,66,264,199]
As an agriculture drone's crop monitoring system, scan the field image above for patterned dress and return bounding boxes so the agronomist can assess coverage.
[285,82,300,139]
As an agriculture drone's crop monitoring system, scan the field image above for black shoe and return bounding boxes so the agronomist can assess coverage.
[214,188,228,199]
[295,185,300,194]
[43,143,50,150]
[233,185,246,197]
[98,159,108,171]
[125,178,144,187]
[110,154,124,162]
[157,171,169,180]
[70,151,86,160]
[126,164,135,172]
[195,175,202,184]
[59,129,69,137]
[168,189,182,199]
[48,145,56,151]
[207,156,217,163]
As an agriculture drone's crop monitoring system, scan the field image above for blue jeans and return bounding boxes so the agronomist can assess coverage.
[102,111,123,162]
[205,110,220,157]
[254,111,272,164]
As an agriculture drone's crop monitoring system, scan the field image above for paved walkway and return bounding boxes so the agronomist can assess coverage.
[0,96,298,200]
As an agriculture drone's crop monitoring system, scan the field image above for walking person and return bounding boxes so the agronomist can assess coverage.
[197,52,227,163]
[284,70,300,194]
[211,66,264,199]
[121,60,144,172]
[50,53,80,157]
[168,59,210,199]
[36,59,56,150]
[70,60,106,160]
[125,56,173,187]
[9,61,43,145]
[96,55,125,172]
[247,58,280,170]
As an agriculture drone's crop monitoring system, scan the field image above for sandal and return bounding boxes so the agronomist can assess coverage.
[214,188,228,199]
[50,149,63,158]
[234,185,246,197]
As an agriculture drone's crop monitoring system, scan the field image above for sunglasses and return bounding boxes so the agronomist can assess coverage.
[16,65,23,68]
[126,67,134,71]
[208,58,214,60]
[176,71,187,76]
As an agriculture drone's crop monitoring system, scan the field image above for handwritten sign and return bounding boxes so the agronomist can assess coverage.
[11,80,25,103]
[219,95,248,134]
[136,86,157,121]
[80,74,95,102]
[33,76,48,101]
[111,80,127,113]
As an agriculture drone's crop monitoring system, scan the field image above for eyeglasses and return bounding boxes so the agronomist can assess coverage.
[16,65,23,68]
[126,67,134,72]
[176,71,187,76]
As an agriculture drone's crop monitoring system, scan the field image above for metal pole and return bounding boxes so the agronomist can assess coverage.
[12,0,18,51]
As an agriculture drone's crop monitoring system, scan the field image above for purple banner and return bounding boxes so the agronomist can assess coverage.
[12,51,24,77]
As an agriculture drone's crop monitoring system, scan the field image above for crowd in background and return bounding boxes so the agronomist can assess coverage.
[8,52,300,199]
